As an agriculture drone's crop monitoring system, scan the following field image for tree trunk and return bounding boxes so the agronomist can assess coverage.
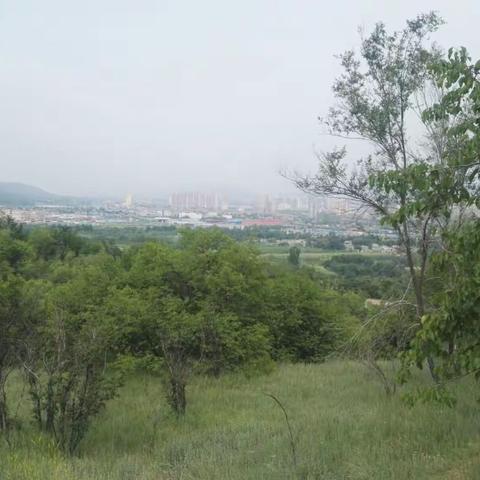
[0,371,8,431]
[0,392,7,431]
[45,378,56,433]
[27,372,43,430]
[169,376,186,415]
[427,356,438,383]
[401,222,438,382]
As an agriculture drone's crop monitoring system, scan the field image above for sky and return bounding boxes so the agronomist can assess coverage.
[0,0,479,199]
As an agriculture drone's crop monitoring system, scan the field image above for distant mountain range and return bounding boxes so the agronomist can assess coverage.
[0,182,73,206]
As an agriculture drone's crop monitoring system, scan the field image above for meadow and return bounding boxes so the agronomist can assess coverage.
[259,247,393,276]
[1,361,479,480]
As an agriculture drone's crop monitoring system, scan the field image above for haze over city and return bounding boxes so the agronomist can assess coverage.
[0,0,479,199]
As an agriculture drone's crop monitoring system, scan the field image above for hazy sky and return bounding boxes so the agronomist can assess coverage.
[0,1,479,199]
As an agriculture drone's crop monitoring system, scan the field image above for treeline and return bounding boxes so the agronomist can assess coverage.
[324,254,408,298]
[74,223,396,252]
[306,233,398,251]
[72,224,178,246]
[0,218,362,453]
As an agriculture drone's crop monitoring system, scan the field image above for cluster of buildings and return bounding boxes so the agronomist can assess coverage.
[168,192,228,213]
[252,194,362,219]
[344,240,400,254]
[3,194,401,255]
[5,205,97,225]
[2,191,384,240]
[164,192,363,218]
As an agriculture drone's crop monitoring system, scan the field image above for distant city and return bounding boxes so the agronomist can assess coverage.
[1,185,398,247]
[4,190,362,226]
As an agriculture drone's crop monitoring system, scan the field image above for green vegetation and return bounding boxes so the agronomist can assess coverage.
[73,225,397,255]
[287,246,301,268]
[1,362,480,480]
[259,249,405,296]
[3,10,480,479]
[398,48,480,387]
[292,10,480,390]
[0,218,360,453]
[74,225,179,248]
[324,254,408,298]
[293,12,446,381]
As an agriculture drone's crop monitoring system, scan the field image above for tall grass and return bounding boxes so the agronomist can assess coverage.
[1,361,479,479]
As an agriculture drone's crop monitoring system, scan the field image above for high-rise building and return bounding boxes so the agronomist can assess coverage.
[169,192,227,212]
[124,193,133,209]
[255,194,274,214]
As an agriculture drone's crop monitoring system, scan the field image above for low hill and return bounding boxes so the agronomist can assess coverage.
[0,182,67,205]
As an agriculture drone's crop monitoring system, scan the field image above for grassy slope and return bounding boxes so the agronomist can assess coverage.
[260,250,350,275]
[1,362,479,480]
[260,249,403,278]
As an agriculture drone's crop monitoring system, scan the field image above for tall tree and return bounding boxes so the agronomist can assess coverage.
[0,273,23,430]
[123,232,273,414]
[292,13,446,378]
[402,49,480,384]
[0,219,30,430]
[23,256,124,453]
[288,246,301,268]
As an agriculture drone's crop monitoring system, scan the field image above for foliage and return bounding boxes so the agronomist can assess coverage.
[287,246,301,267]
[0,220,360,444]
[398,49,480,387]
[292,12,448,381]
[266,266,362,362]
[23,258,124,454]
[121,231,274,413]
[0,272,24,430]
[324,254,408,298]
[424,47,480,179]
[403,222,480,385]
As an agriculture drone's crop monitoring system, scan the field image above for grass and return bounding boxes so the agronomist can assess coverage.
[1,362,479,479]
[257,245,334,255]
[260,249,339,270]
[260,249,401,278]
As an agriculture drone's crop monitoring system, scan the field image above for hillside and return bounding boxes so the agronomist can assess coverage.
[2,362,479,480]
[0,182,64,205]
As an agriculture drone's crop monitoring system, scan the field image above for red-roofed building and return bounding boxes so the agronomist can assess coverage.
[241,218,282,227]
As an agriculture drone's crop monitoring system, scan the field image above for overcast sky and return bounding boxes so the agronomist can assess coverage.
[0,0,479,199]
